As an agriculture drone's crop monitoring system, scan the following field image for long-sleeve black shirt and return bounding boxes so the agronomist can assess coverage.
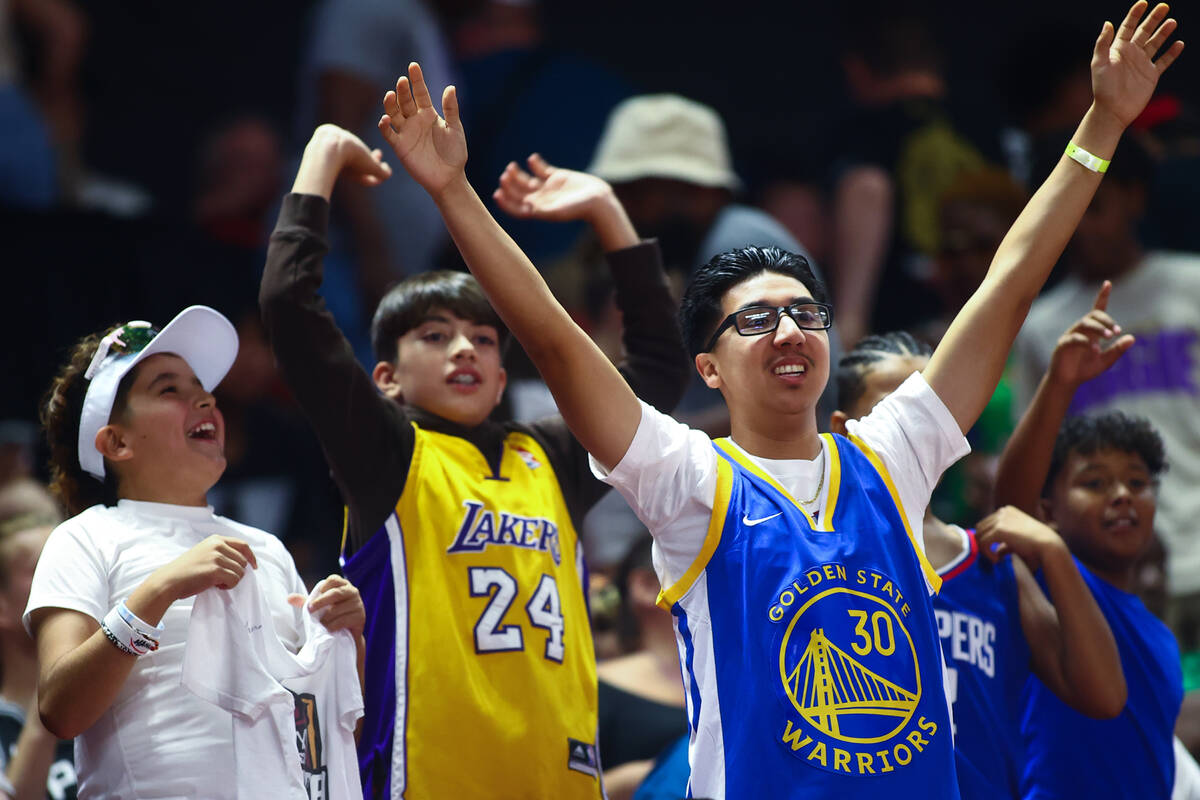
[259,193,688,553]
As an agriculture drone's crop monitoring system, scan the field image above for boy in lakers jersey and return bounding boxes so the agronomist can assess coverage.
[378,7,1180,795]
[832,331,1124,799]
[260,125,688,798]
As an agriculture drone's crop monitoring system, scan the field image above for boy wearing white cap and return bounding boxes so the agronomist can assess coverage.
[24,308,366,798]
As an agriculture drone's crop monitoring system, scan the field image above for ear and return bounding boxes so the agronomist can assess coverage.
[829,410,850,436]
[94,424,134,465]
[494,366,508,406]
[372,361,404,401]
[695,352,722,390]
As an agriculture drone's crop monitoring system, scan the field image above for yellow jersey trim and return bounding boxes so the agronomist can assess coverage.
[657,455,733,609]
[847,433,942,593]
[711,437,839,531]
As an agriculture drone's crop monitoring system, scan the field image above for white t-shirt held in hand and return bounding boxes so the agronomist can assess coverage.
[24,500,307,800]
[183,569,363,800]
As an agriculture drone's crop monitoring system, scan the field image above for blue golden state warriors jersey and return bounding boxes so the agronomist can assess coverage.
[934,527,1029,798]
[1020,559,1181,799]
[659,433,959,799]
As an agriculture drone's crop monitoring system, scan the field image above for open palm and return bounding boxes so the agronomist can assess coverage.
[1092,1,1184,126]
[494,154,612,222]
[378,62,467,196]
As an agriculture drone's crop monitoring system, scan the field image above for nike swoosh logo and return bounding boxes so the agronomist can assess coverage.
[743,512,782,526]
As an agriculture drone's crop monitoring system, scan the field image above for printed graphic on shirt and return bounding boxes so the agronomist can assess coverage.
[512,445,543,470]
[446,500,562,566]
[293,691,328,800]
[1070,328,1200,413]
[769,562,940,776]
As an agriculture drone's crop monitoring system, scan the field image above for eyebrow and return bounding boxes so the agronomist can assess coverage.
[147,371,181,389]
[735,297,814,313]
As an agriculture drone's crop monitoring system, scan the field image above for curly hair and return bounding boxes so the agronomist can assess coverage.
[1043,411,1168,497]
[679,246,828,358]
[836,331,932,412]
[40,327,140,516]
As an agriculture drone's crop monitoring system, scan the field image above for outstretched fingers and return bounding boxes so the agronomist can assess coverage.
[1116,1,1151,43]
[442,85,461,131]
[526,152,555,180]
[1145,16,1178,54]
[1132,2,1170,47]
[408,62,434,110]
[1156,39,1185,72]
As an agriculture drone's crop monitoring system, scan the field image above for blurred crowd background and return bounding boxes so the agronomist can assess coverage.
[6,2,1200,778]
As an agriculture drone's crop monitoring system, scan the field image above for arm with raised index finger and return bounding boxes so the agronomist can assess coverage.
[378,63,642,471]
[923,1,1182,434]
[993,282,1135,515]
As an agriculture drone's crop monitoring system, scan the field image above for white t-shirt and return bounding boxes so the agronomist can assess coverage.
[1012,252,1200,594]
[24,500,307,800]
[183,569,363,800]
[592,372,969,591]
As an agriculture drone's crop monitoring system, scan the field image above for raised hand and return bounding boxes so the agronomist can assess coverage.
[494,154,615,222]
[293,124,391,200]
[976,505,1068,572]
[1092,1,1184,127]
[1047,281,1136,387]
[378,62,467,197]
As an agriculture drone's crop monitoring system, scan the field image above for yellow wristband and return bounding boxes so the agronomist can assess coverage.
[1065,142,1111,174]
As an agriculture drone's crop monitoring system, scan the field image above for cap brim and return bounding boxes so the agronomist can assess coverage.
[128,305,239,392]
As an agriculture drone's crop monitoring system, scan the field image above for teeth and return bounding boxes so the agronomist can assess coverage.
[189,422,216,437]
[774,364,806,376]
[451,374,478,384]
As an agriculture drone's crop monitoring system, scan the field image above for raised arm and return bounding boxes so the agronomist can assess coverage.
[377,64,642,470]
[259,126,414,549]
[924,1,1181,432]
[494,154,689,412]
[976,507,1126,718]
[993,282,1134,514]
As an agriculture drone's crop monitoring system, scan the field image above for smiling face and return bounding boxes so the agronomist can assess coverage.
[376,308,507,426]
[1044,447,1156,579]
[697,271,831,425]
[100,353,227,503]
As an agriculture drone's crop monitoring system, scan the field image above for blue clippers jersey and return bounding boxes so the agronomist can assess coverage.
[1020,559,1182,799]
[934,528,1029,799]
[659,433,959,799]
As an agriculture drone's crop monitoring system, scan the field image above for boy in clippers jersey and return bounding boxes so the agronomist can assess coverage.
[378,5,1181,794]
[832,329,1125,798]
[260,126,688,798]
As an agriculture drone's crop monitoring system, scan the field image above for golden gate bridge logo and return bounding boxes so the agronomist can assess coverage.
[779,587,921,745]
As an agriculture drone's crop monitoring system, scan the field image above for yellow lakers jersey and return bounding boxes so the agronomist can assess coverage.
[345,423,601,799]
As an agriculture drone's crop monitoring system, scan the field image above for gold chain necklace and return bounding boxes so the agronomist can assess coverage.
[798,446,826,506]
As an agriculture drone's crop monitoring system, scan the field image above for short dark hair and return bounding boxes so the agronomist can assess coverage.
[836,331,931,411]
[679,246,829,358]
[370,271,510,364]
[1043,411,1168,497]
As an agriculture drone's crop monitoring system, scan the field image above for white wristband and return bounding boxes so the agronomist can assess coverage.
[1065,141,1111,174]
[102,600,163,656]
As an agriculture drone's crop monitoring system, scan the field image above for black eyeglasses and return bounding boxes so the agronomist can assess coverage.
[704,302,832,352]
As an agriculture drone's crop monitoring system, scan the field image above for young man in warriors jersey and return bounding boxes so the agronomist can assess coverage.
[994,283,1183,799]
[377,4,1181,795]
[259,126,689,798]
[831,329,1125,799]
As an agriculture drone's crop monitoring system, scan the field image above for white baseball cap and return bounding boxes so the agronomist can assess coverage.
[77,305,239,480]
[588,94,742,191]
